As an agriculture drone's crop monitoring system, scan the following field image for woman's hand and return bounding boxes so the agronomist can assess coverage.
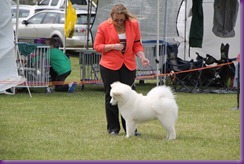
[104,43,124,52]
[140,57,150,66]
[114,43,124,51]
[136,51,150,66]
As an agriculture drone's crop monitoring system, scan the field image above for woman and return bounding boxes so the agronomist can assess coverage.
[94,4,150,135]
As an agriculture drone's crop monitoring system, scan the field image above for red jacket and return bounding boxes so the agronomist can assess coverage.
[94,18,144,71]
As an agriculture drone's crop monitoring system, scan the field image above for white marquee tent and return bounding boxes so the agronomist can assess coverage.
[177,0,240,61]
[0,0,24,94]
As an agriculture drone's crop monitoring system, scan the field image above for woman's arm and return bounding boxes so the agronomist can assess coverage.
[104,43,124,52]
[136,51,150,66]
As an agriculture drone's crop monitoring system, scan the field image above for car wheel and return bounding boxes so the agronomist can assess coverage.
[51,36,63,48]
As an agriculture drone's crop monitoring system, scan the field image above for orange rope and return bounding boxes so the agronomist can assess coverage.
[136,61,235,80]
[0,62,235,85]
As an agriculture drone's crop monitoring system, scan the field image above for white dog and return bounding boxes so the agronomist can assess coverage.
[110,81,178,140]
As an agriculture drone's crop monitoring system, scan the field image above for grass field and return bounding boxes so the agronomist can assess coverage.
[0,55,241,161]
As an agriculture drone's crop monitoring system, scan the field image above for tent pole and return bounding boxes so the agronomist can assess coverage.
[14,0,32,98]
[63,0,67,53]
[184,0,187,60]
[86,0,92,49]
[156,0,160,86]
[15,0,19,44]
[162,0,168,85]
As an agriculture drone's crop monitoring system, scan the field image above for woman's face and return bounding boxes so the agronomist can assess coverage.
[112,13,125,25]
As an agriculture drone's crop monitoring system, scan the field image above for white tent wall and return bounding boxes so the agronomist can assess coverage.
[177,0,240,61]
[0,0,24,93]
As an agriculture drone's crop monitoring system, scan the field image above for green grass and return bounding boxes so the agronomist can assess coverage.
[0,56,241,160]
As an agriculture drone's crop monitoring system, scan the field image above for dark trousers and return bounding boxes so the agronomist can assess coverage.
[100,64,136,134]
[50,67,71,92]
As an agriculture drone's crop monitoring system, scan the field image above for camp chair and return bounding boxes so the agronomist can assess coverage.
[200,44,235,89]
[166,44,203,92]
[200,54,224,88]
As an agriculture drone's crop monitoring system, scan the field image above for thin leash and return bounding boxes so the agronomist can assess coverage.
[131,64,155,88]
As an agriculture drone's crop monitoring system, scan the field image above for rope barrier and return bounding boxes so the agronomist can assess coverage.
[136,61,235,79]
[0,61,236,85]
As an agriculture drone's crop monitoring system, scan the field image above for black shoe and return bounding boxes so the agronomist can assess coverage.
[134,131,141,136]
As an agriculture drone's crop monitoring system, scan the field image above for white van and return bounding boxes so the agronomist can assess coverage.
[35,0,97,11]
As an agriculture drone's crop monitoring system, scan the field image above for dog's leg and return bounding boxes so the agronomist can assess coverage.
[157,117,176,140]
[166,128,176,140]
[126,120,136,138]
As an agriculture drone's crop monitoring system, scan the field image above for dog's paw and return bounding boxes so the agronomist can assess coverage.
[167,133,176,140]
[126,134,132,138]
[167,136,176,140]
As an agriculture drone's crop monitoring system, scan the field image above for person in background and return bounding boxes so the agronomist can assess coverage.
[48,38,76,93]
[233,54,240,89]
[94,4,150,136]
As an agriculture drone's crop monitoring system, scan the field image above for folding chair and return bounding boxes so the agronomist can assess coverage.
[200,43,235,89]
[166,44,203,92]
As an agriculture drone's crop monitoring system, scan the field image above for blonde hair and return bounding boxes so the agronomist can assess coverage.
[110,4,137,20]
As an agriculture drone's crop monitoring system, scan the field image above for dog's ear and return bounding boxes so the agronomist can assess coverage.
[111,91,122,100]
[112,92,121,97]
[111,81,120,88]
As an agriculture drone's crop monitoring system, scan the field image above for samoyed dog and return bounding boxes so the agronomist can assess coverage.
[110,81,178,140]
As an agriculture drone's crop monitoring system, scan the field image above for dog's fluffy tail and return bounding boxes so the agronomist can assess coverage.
[147,85,175,100]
